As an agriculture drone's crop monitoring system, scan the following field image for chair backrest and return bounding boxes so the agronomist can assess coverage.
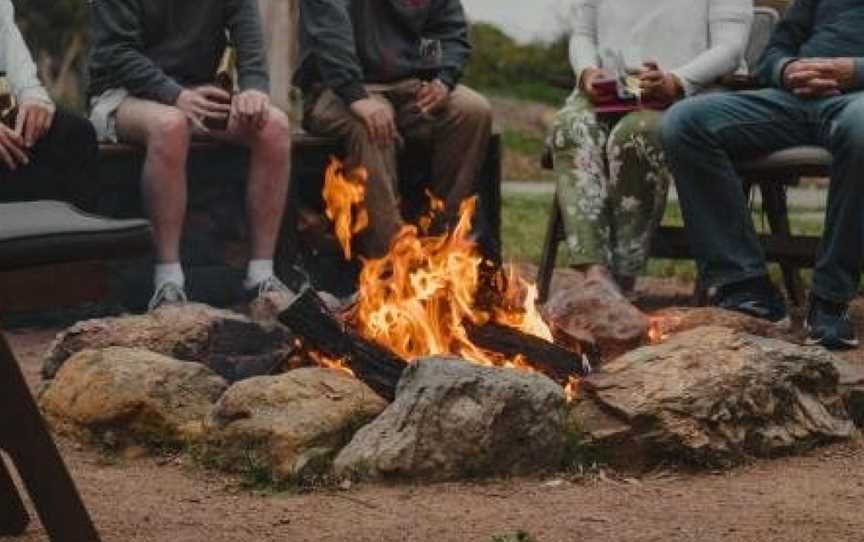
[745,7,781,71]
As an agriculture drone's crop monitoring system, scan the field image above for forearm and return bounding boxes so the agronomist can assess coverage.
[228,0,270,93]
[301,0,367,104]
[0,1,53,107]
[672,1,752,96]
[755,0,815,87]
[568,1,600,88]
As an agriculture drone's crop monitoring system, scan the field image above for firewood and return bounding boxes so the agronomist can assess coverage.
[465,321,593,383]
[278,288,406,401]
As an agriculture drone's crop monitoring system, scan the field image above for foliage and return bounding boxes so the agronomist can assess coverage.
[463,23,572,105]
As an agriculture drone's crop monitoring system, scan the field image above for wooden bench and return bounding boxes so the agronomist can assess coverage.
[535,7,828,306]
[91,131,502,305]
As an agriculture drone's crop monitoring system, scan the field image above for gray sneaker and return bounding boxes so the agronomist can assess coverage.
[148,281,188,312]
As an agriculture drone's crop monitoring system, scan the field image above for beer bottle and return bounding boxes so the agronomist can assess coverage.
[0,71,17,128]
[204,46,236,131]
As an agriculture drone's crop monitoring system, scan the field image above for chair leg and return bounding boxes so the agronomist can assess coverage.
[537,194,564,305]
[0,454,29,536]
[0,334,101,542]
[761,181,805,306]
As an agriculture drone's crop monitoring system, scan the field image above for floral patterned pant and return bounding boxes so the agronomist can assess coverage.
[550,92,672,277]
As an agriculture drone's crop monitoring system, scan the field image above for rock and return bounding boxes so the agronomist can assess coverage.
[831,358,864,427]
[44,303,296,382]
[207,368,386,481]
[578,326,856,468]
[649,307,794,342]
[334,357,567,481]
[543,276,649,360]
[39,347,227,448]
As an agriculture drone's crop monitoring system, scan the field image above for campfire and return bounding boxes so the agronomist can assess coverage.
[279,159,590,400]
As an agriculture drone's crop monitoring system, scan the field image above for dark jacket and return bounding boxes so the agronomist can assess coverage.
[296,0,472,105]
[756,0,864,89]
[89,0,269,104]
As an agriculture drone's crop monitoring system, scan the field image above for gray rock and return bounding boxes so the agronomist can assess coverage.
[39,347,228,448]
[334,357,567,481]
[577,326,856,467]
[207,368,387,481]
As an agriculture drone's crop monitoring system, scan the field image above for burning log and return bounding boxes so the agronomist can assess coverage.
[278,288,406,401]
[465,322,593,382]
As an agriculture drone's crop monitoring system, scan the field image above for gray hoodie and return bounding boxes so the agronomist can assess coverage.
[88,0,269,104]
[296,0,472,105]
[0,0,53,107]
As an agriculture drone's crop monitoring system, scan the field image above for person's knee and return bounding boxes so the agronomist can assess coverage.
[832,98,864,151]
[451,90,493,129]
[146,108,190,164]
[255,107,292,157]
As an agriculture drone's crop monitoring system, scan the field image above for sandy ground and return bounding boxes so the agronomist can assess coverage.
[5,279,864,542]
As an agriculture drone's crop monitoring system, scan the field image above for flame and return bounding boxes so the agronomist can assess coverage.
[564,376,581,403]
[322,159,369,260]
[647,315,682,345]
[321,158,560,372]
[308,350,356,378]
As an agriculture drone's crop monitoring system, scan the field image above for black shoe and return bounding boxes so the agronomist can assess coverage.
[712,276,789,325]
[805,296,858,350]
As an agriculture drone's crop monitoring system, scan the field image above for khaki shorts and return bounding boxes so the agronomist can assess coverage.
[88,88,130,143]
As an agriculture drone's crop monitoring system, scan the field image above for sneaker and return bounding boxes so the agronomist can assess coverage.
[712,276,789,325]
[148,281,188,312]
[805,296,859,350]
[248,275,297,304]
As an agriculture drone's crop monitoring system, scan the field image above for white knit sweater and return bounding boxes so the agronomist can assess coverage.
[569,0,753,96]
[0,0,53,107]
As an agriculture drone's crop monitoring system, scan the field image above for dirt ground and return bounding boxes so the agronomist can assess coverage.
[6,278,864,542]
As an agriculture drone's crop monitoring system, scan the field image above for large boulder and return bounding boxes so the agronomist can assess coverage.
[334,357,567,481]
[43,303,296,382]
[576,326,856,468]
[543,277,649,360]
[649,307,795,342]
[39,347,228,448]
[207,368,387,481]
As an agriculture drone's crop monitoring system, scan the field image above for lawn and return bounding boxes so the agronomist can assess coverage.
[501,191,825,284]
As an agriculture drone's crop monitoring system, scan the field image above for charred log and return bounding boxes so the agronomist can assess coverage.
[278,288,406,401]
[465,321,594,382]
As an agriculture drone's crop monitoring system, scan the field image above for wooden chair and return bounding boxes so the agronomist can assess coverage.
[0,200,151,540]
[536,7,830,305]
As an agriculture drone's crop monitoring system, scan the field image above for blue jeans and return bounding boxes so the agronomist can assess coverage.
[661,88,864,303]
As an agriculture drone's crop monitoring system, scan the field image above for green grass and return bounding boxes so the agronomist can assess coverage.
[500,129,546,157]
[501,192,825,284]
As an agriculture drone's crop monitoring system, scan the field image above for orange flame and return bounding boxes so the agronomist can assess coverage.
[647,315,682,345]
[308,350,356,378]
[323,159,369,260]
[321,158,558,371]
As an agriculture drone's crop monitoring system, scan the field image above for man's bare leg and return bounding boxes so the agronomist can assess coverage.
[215,105,292,289]
[116,98,191,264]
[115,98,192,307]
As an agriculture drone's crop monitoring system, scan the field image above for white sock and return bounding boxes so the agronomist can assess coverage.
[245,259,275,289]
[154,262,185,291]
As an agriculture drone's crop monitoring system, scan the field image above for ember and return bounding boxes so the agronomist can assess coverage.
[647,315,683,345]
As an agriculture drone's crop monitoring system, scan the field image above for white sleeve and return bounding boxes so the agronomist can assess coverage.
[0,0,54,107]
[671,0,753,96]
[568,0,601,88]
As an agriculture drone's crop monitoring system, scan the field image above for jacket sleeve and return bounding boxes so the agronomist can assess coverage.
[300,0,368,105]
[754,0,815,88]
[0,0,53,108]
[671,0,753,96]
[425,0,472,89]
[89,0,184,104]
[568,0,600,89]
[226,0,270,93]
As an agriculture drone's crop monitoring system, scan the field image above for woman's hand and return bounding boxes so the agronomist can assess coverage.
[639,62,684,104]
[581,67,615,104]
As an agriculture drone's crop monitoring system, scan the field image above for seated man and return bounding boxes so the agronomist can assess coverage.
[662,0,864,349]
[297,0,493,257]
[0,0,97,207]
[89,0,293,311]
